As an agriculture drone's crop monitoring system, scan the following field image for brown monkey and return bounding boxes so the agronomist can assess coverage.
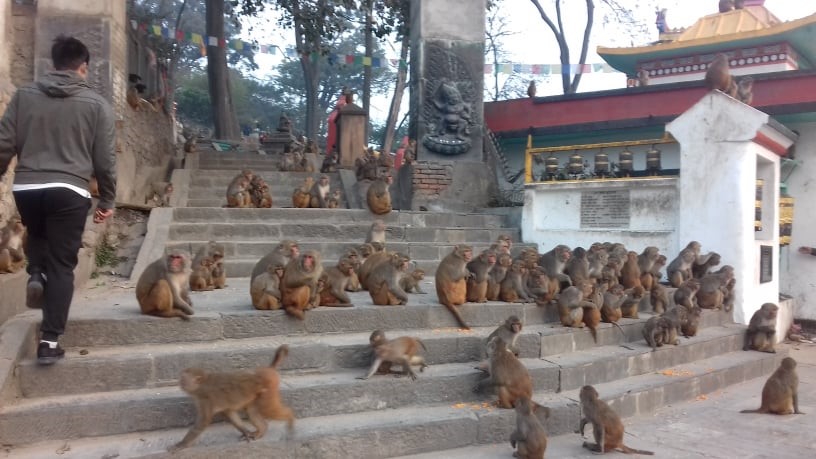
[435,244,474,329]
[587,247,609,282]
[619,286,645,319]
[719,0,734,13]
[495,234,513,254]
[193,241,225,267]
[510,397,549,459]
[211,260,226,289]
[642,316,671,351]
[146,181,173,207]
[697,265,734,309]
[400,268,427,294]
[539,245,572,291]
[583,294,603,343]
[556,282,595,328]
[705,53,733,93]
[650,282,669,314]
[254,181,273,208]
[486,315,524,357]
[681,306,702,337]
[526,267,554,305]
[226,177,251,208]
[722,276,736,312]
[564,246,590,286]
[226,170,253,205]
[358,247,392,289]
[487,253,513,301]
[637,246,660,291]
[318,258,356,306]
[601,284,626,324]
[367,252,410,305]
[736,76,754,105]
[136,250,194,320]
[666,248,696,288]
[320,151,338,173]
[365,220,387,244]
[326,190,342,208]
[578,385,654,455]
[358,330,428,380]
[189,256,215,291]
[673,278,700,310]
[366,174,393,215]
[170,345,294,451]
[741,357,803,415]
[0,218,26,274]
[661,306,685,344]
[692,252,721,279]
[526,80,537,98]
[500,260,532,303]
[341,247,363,292]
[279,152,295,172]
[280,250,323,320]
[250,240,299,283]
[744,303,778,353]
[292,176,314,208]
[650,254,667,282]
[619,251,642,290]
[309,175,331,208]
[474,336,533,409]
[466,249,496,303]
[250,262,284,310]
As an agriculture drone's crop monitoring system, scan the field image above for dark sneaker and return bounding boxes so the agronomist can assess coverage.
[26,273,45,309]
[37,342,65,365]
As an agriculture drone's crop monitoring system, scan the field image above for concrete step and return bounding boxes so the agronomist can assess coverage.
[168,208,513,228]
[0,348,781,454]
[16,324,745,399]
[188,170,340,186]
[166,223,520,245]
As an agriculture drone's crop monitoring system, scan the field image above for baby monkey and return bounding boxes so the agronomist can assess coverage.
[358,330,428,380]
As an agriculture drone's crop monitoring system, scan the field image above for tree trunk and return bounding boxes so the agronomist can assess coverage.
[381,30,409,154]
[298,53,321,139]
[205,0,240,140]
[568,0,595,94]
[363,0,373,142]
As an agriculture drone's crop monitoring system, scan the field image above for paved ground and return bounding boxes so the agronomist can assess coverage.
[400,342,816,459]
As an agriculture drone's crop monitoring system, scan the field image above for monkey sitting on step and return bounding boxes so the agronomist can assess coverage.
[136,250,194,320]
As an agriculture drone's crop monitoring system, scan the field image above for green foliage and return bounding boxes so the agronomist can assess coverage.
[95,238,120,269]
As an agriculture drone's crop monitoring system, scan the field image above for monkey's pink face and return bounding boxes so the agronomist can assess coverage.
[320,178,329,185]
[290,246,300,258]
[302,255,314,270]
[463,249,473,262]
[487,253,496,265]
[169,254,185,271]
[512,323,521,333]
[560,250,571,262]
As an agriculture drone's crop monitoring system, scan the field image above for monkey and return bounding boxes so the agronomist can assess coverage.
[661,306,686,344]
[189,256,215,291]
[650,282,669,314]
[326,190,342,208]
[253,180,273,208]
[500,260,532,303]
[736,76,754,105]
[250,262,284,310]
[145,181,173,207]
[318,258,356,306]
[722,276,736,312]
[136,249,194,320]
[280,250,323,320]
[619,251,642,290]
[697,265,734,309]
[474,336,533,409]
[601,283,626,324]
[435,244,474,329]
[193,241,226,289]
[341,247,363,292]
[673,278,700,310]
[692,252,721,279]
[564,246,590,286]
[526,80,536,98]
[169,345,294,451]
[367,252,411,305]
[587,247,609,282]
[226,177,251,208]
[666,248,696,288]
[487,315,523,357]
[681,305,702,337]
[299,154,315,173]
[526,267,554,305]
[0,218,26,274]
[705,53,734,94]
[320,152,338,173]
[210,259,226,289]
[650,254,667,282]
[619,285,645,319]
[495,234,513,254]
[510,397,549,459]
[279,152,295,172]
[600,256,621,288]
[292,176,314,208]
[487,253,513,301]
[309,175,331,208]
[578,385,654,455]
[366,174,393,215]
[358,247,392,289]
[637,246,660,291]
[399,268,427,294]
[637,68,650,87]
[358,330,428,380]
[741,357,803,415]
[583,289,603,343]
[365,220,387,245]
[744,302,778,353]
[642,316,671,351]
[250,240,299,283]
[538,245,572,292]
[466,249,496,303]
[556,282,595,328]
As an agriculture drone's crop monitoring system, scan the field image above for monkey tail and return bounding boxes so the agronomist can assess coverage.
[271,345,290,369]
[739,408,763,414]
[417,339,428,352]
[588,325,597,343]
[446,305,471,330]
[619,445,654,455]
[611,321,625,337]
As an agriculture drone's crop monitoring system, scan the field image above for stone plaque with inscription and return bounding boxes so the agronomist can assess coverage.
[759,245,773,283]
[580,190,631,229]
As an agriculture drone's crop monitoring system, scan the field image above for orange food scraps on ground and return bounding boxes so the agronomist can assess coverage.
[696,395,708,401]
[660,368,695,377]
[452,403,467,409]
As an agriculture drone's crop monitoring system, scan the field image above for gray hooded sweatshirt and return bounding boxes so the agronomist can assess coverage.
[0,71,117,209]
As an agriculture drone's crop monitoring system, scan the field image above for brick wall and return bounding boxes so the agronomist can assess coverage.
[412,161,453,198]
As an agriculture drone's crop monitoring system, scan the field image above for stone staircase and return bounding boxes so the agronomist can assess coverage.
[0,149,784,458]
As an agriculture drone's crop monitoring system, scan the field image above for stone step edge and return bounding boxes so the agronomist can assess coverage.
[0,349,781,453]
[15,324,745,399]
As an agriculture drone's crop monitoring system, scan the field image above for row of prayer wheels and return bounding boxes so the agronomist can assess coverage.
[541,146,662,178]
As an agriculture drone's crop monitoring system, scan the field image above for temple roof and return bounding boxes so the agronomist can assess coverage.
[598,7,816,75]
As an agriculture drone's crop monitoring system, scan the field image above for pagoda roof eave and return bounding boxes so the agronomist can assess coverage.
[597,13,816,75]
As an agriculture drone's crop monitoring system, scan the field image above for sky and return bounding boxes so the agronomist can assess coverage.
[240,0,816,123]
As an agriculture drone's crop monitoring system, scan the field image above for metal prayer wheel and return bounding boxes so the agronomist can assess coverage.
[545,154,559,179]
[618,148,633,177]
[755,179,764,231]
[568,152,584,175]
[780,188,794,246]
[594,150,610,176]
[646,145,662,175]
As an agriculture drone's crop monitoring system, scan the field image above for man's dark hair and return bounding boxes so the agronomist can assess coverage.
[51,35,90,71]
